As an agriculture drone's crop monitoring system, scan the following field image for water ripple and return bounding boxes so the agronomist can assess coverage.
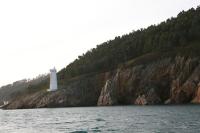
[1,105,200,133]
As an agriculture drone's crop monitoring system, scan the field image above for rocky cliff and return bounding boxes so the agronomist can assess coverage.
[5,55,200,109]
[98,56,200,105]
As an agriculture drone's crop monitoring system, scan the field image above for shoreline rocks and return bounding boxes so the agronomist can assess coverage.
[4,56,200,109]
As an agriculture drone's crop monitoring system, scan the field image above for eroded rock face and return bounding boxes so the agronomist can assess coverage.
[134,95,147,105]
[97,80,117,106]
[170,57,200,103]
[191,83,200,103]
[97,70,121,106]
[97,56,200,106]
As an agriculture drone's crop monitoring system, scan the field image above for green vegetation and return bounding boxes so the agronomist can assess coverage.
[58,7,200,83]
[0,75,48,103]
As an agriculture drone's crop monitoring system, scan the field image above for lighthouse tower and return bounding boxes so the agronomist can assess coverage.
[47,67,58,92]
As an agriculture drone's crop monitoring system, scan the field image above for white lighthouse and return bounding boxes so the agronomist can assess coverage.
[47,67,58,92]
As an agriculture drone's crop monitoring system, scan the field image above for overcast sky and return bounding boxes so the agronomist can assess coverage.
[0,0,199,86]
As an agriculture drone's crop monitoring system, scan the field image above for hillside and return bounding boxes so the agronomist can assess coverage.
[57,6,200,81]
[3,6,200,109]
[0,75,48,105]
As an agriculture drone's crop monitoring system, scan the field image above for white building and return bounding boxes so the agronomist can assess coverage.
[47,67,58,92]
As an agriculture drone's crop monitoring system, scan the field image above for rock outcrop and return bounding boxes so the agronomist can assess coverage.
[191,83,200,103]
[97,80,115,106]
[134,95,147,105]
[97,56,200,106]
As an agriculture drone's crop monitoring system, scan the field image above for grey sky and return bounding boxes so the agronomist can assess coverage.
[0,0,199,86]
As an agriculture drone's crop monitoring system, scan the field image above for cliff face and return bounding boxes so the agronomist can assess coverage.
[5,56,200,109]
[98,56,200,105]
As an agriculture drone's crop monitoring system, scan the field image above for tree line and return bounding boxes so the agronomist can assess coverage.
[58,7,200,82]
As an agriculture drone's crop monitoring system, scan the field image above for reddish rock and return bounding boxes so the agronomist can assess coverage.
[191,83,200,103]
[134,95,147,105]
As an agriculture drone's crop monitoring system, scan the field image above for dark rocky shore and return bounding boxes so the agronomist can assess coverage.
[5,55,200,109]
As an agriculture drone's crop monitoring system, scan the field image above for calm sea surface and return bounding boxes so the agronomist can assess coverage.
[0,105,200,133]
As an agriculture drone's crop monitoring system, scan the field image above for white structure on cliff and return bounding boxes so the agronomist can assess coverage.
[47,67,58,92]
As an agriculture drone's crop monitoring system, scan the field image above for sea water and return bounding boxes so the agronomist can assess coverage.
[0,105,200,133]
